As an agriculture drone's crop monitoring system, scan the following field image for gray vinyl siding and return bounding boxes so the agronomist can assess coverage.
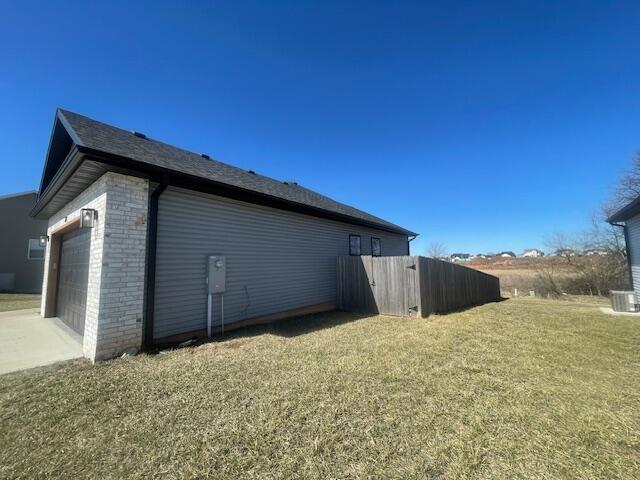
[153,187,408,338]
[0,192,47,292]
[626,214,640,301]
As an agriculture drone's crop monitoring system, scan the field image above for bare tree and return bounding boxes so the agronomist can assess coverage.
[533,261,563,297]
[606,153,640,215]
[534,156,636,297]
[545,231,577,263]
[582,214,626,257]
[541,220,629,296]
[426,241,448,259]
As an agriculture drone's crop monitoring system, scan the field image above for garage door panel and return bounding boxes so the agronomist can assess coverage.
[56,228,90,336]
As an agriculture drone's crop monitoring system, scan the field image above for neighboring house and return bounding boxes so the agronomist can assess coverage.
[608,199,640,301]
[31,109,416,361]
[551,248,577,257]
[0,191,47,292]
[521,248,544,258]
[450,253,471,262]
[584,248,608,256]
[498,251,516,258]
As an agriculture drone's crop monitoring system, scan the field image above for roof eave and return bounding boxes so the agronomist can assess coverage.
[607,196,640,224]
[76,146,417,236]
[34,145,416,236]
[30,146,83,218]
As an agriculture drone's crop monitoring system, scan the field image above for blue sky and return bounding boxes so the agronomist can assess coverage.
[1,1,638,255]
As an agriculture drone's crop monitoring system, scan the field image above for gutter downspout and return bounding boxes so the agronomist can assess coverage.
[407,234,419,255]
[142,180,168,351]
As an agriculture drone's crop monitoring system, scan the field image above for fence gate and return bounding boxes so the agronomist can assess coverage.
[337,256,420,317]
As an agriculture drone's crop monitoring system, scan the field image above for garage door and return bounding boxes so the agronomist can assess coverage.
[56,228,91,335]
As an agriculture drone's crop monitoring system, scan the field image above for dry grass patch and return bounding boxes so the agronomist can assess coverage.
[0,299,639,479]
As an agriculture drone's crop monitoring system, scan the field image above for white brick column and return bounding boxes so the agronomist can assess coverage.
[93,174,149,360]
[41,172,149,361]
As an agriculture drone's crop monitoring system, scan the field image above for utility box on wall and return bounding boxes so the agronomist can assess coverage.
[207,255,226,294]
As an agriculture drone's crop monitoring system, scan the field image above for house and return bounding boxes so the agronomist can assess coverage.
[551,248,577,257]
[30,109,416,361]
[584,248,608,256]
[521,248,544,258]
[0,191,48,292]
[498,251,516,258]
[608,198,640,302]
[450,253,471,262]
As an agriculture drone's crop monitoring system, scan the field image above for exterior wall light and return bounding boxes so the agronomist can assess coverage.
[39,235,49,247]
[80,208,97,228]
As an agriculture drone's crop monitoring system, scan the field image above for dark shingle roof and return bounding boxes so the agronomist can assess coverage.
[607,196,640,224]
[57,109,415,236]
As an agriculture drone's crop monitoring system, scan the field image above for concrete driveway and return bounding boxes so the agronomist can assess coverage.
[0,308,83,375]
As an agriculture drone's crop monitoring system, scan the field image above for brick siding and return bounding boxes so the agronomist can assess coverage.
[41,172,149,361]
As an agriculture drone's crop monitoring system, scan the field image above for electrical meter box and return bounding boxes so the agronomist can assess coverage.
[207,255,226,294]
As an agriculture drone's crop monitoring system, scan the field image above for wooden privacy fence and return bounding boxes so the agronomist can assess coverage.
[337,256,501,317]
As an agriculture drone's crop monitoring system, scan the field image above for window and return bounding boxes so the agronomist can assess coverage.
[27,238,45,260]
[371,237,381,257]
[349,234,361,256]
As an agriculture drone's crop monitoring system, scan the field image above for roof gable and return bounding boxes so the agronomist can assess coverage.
[37,115,76,196]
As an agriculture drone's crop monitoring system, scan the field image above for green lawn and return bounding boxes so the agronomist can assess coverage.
[0,293,41,312]
[0,298,638,479]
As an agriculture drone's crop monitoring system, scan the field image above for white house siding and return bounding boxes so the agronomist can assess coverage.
[154,187,408,339]
[42,172,149,360]
[626,214,640,302]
